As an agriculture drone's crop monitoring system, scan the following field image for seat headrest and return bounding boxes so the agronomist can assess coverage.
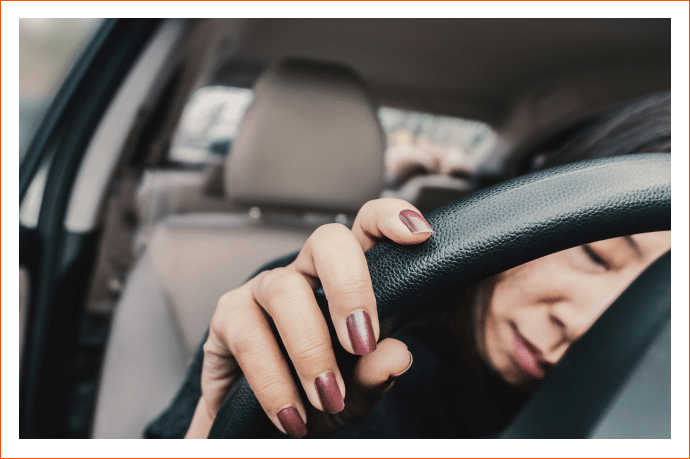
[225,60,385,213]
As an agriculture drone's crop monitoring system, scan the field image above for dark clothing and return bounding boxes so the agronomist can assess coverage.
[327,308,529,438]
[145,254,528,439]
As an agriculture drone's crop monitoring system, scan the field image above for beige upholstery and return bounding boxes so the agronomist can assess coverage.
[148,214,311,355]
[93,253,189,438]
[94,60,385,437]
[135,168,242,225]
[227,60,385,212]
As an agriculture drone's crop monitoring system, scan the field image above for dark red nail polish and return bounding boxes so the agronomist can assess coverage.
[277,406,307,438]
[347,310,376,355]
[315,372,344,413]
[399,209,433,234]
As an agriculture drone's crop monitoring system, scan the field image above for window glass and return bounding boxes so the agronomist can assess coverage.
[19,18,102,162]
[378,107,493,183]
[169,86,254,165]
[379,107,491,153]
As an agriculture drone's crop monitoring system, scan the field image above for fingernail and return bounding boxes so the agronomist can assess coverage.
[390,351,414,379]
[277,406,307,439]
[315,371,345,413]
[376,353,413,393]
[399,209,433,234]
[347,310,376,355]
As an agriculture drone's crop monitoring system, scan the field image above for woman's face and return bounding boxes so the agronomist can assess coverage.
[480,231,671,389]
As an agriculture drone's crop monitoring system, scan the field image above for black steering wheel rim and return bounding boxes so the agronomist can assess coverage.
[209,153,671,438]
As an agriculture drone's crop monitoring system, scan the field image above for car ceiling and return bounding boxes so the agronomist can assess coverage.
[204,19,669,125]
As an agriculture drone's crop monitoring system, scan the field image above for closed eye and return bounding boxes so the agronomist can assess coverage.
[581,244,609,269]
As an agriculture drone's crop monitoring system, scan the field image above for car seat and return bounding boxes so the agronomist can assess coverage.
[92,60,385,438]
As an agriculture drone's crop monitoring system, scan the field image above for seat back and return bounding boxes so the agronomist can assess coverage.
[93,60,385,437]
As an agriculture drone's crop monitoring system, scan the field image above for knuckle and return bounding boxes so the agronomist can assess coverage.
[215,287,249,317]
[328,277,373,303]
[216,290,235,311]
[258,268,307,302]
[252,376,288,402]
[359,199,378,214]
[231,328,271,358]
[208,312,231,346]
[209,291,248,343]
[290,335,333,368]
[387,197,413,207]
[311,222,351,244]
[202,336,218,355]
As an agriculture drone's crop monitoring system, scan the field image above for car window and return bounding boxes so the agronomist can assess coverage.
[378,107,493,186]
[19,18,102,163]
[169,86,254,166]
[379,107,491,154]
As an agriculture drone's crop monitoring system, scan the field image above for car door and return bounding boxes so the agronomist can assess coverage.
[19,19,163,438]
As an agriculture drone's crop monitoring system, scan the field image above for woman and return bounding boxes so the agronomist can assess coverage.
[146,91,671,439]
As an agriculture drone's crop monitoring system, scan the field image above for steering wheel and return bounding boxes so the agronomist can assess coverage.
[208,153,671,438]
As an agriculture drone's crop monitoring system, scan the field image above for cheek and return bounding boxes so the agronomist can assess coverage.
[480,273,528,370]
[490,254,572,315]
[489,265,538,317]
[482,300,525,385]
[480,260,561,370]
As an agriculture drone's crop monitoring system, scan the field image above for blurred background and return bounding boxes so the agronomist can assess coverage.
[19,17,101,369]
[20,18,494,229]
[19,20,496,438]
[19,18,102,162]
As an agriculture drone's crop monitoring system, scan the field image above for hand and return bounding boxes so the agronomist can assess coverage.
[185,199,434,438]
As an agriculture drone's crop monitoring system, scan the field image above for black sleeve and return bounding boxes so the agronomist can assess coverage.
[143,251,300,439]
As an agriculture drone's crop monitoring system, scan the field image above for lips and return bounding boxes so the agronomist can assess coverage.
[511,325,547,379]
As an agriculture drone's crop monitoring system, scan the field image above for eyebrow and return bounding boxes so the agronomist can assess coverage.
[623,235,643,259]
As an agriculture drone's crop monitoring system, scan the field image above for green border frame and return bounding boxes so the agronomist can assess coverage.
[1,1,689,457]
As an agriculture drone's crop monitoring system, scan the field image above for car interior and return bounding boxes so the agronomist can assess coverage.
[18,18,671,439]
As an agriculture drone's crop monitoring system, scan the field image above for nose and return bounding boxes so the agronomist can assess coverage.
[548,298,607,345]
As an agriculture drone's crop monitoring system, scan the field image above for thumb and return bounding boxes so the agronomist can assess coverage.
[344,338,413,417]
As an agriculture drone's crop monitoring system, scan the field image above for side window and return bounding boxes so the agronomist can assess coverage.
[19,18,102,163]
[19,19,102,228]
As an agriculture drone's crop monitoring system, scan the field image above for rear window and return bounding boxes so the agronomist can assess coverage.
[169,86,253,165]
[172,85,492,167]
[378,107,493,185]
[379,107,491,154]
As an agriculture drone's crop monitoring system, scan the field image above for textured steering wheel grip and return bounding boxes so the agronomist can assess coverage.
[208,153,671,438]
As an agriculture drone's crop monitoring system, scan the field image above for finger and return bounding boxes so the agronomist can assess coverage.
[289,223,379,356]
[342,339,413,423]
[214,287,309,438]
[186,331,241,438]
[186,395,215,438]
[351,338,413,394]
[200,331,241,418]
[306,338,414,437]
[252,268,346,415]
[351,198,433,251]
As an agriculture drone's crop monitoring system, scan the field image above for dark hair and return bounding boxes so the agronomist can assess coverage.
[541,91,670,168]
